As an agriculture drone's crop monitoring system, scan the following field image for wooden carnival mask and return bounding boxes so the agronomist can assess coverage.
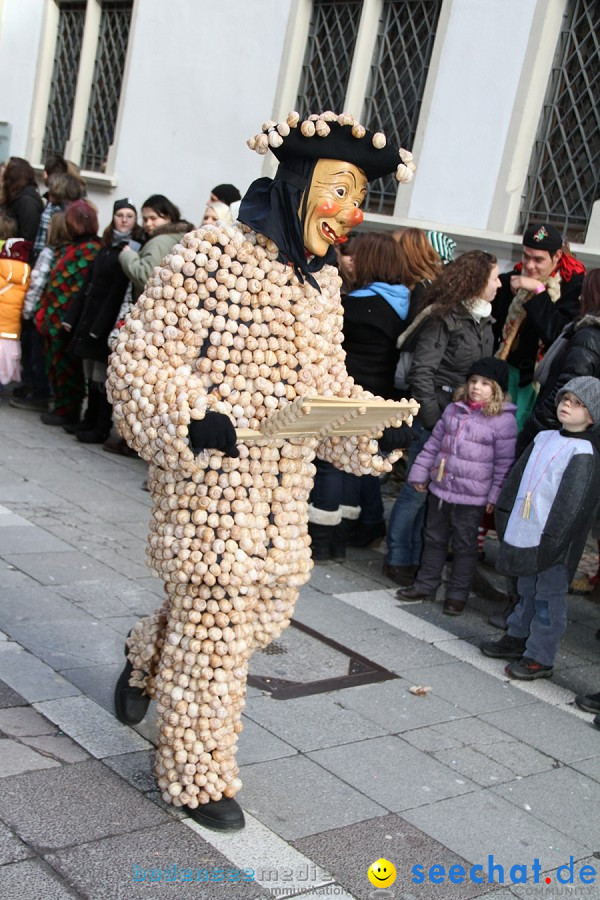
[301,159,367,257]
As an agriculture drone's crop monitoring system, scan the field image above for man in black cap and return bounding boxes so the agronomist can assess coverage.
[493,223,585,428]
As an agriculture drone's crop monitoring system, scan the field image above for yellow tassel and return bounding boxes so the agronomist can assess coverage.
[436,457,446,481]
[521,491,532,519]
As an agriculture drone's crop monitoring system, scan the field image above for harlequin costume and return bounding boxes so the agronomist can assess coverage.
[108,111,416,831]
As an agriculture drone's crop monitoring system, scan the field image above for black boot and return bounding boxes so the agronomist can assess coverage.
[185,797,245,831]
[346,520,386,547]
[114,659,150,725]
[308,522,339,562]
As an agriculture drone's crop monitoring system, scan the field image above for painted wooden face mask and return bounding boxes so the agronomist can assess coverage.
[301,159,367,257]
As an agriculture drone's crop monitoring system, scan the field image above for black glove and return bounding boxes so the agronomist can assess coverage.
[188,412,239,458]
[378,422,413,454]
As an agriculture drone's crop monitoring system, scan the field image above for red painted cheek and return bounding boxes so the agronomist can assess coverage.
[316,199,340,216]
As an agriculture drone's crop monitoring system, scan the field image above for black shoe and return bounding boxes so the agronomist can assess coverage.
[575,692,600,714]
[505,657,553,680]
[396,585,436,602]
[185,797,245,831]
[593,714,600,731]
[103,435,138,457]
[63,421,86,434]
[382,563,418,586]
[443,599,466,616]
[480,634,527,659]
[114,659,150,725]
[9,395,49,412]
[346,520,386,548]
[76,428,111,444]
[41,411,78,426]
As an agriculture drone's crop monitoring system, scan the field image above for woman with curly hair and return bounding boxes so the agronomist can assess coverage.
[383,250,500,585]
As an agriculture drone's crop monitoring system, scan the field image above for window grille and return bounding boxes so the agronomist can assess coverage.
[295,0,362,119]
[520,0,599,243]
[363,0,442,214]
[41,1,86,162]
[81,0,133,172]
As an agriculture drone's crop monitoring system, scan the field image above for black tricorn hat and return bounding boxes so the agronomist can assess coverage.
[247,111,416,185]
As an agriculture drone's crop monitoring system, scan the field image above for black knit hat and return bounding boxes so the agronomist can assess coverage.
[467,357,509,393]
[113,197,136,215]
[211,184,241,205]
[522,223,563,254]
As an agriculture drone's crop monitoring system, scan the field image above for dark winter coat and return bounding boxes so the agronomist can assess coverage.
[408,400,517,506]
[65,243,131,363]
[492,269,584,385]
[342,284,409,398]
[6,185,44,244]
[518,314,600,454]
[402,304,494,429]
[495,427,600,579]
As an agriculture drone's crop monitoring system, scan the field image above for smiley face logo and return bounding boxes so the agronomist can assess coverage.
[367,858,396,888]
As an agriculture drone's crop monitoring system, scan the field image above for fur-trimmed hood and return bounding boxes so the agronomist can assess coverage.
[151,220,194,239]
[573,313,600,332]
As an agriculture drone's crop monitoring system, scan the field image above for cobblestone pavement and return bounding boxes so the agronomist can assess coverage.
[1,400,600,900]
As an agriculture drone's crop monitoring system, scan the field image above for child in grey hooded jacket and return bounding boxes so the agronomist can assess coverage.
[481,376,600,679]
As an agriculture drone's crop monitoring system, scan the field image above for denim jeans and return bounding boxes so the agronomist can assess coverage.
[357,474,384,525]
[310,459,361,514]
[385,422,430,566]
[507,563,569,666]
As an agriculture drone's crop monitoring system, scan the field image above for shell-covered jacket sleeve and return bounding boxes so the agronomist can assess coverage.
[407,412,447,485]
[488,410,517,505]
[107,238,235,473]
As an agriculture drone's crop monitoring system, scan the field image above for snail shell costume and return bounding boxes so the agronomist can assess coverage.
[108,111,416,830]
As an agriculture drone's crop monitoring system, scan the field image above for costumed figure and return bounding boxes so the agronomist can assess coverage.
[494,223,585,429]
[108,110,416,831]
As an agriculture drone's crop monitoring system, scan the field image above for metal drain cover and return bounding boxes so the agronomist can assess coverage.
[248,620,397,700]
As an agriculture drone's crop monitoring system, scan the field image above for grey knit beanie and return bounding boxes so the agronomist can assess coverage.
[556,377,600,425]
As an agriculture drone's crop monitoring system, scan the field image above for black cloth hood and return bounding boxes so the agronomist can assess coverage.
[238,158,336,290]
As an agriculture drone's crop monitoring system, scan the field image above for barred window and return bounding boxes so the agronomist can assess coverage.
[41,1,86,162]
[296,0,363,120]
[81,1,133,172]
[520,0,600,243]
[363,0,442,214]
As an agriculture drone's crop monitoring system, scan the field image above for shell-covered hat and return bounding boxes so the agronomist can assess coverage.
[247,111,416,184]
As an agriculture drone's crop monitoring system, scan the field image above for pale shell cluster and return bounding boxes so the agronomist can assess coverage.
[247,110,416,184]
[107,221,409,807]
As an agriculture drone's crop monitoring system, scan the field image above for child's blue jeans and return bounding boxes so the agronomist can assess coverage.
[507,563,569,666]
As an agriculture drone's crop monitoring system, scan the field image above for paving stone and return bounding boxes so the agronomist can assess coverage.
[103,749,157,792]
[494,768,600,850]
[237,716,298,765]
[433,746,516,787]
[570,756,600,783]
[0,679,26,708]
[0,738,61,776]
[22,734,89,764]
[335,679,469,733]
[403,791,589,870]
[45,820,271,899]
[0,758,169,851]
[478,741,556,778]
[481,703,600,763]
[55,576,159,618]
[421,718,516,747]
[0,706,56,737]
[239,755,386,840]
[0,526,73,555]
[34,695,151,757]
[398,661,534,714]
[308,561,388,594]
[0,858,79,899]
[308,735,477,812]
[59,662,123,714]
[400,726,465,754]
[0,818,33,865]
[293,814,497,899]
[1,550,125,586]
[243,693,388,752]
[0,643,80,702]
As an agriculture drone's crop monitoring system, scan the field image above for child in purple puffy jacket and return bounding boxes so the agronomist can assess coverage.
[397,357,517,615]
